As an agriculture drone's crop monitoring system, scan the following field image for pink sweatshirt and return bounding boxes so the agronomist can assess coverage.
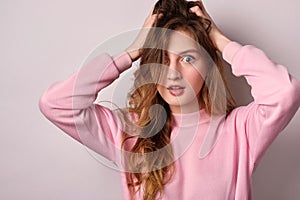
[39,42,300,200]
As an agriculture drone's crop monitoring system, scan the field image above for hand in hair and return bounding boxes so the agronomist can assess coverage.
[126,5,162,61]
[189,0,231,52]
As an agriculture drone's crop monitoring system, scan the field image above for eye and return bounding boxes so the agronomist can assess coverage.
[182,55,194,63]
[163,53,170,65]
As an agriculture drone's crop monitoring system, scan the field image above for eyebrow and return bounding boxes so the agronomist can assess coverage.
[164,48,203,57]
[177,49,201,55]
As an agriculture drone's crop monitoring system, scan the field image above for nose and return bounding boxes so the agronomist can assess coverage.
[166,55,182,81]
[167,69,182,81]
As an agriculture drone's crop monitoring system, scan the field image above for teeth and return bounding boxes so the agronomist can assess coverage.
[168,86,184,90]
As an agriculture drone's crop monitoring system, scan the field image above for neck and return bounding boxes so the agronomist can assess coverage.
[170,98,204,114]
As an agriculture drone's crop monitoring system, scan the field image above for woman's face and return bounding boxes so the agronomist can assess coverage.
[157,30,209,113]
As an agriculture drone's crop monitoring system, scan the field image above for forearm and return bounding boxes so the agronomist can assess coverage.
[40,53,131,110]
[126,48,141,62]
[211,33,231,53]
[223,41,300,107]
[222,41,300,167]
[39,52,132,142]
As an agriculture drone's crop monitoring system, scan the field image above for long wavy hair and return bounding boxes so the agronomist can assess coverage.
[122,0,236,199]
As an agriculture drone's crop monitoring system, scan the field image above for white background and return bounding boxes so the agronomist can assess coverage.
[1,0,299,199]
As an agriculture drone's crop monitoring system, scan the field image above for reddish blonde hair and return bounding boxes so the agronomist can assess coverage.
[122,0,236,199]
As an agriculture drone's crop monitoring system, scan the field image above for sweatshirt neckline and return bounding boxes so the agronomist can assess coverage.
[172,109,210,127]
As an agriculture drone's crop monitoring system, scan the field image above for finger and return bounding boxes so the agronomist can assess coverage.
[144,13,159,27]
[158,13,163,19]
[146,4,158,22]
[145,11,163,27]
[143,4,163,27]
[148,4,156,17]
[196,0,209,15]
[189,6,205,18]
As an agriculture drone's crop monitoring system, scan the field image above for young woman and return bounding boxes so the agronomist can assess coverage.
[39,0,300,199]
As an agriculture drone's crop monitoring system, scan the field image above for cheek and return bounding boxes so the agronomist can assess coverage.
[184,68,205,94]
[191,62,208,92]
[191,75,204,94]
[192,61,209,80]
[156,85,165,97]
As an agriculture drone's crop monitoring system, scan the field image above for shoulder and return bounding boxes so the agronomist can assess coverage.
[223,103,265,133]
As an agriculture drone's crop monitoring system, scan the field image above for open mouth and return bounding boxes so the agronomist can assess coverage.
[167,85,185,96]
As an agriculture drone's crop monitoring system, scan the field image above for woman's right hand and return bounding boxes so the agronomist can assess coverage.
[126,5,161,61]
[189,0,231,52]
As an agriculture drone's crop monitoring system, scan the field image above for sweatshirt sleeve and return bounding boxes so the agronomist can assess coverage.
[223,42,300,169]
[39,51,132,161]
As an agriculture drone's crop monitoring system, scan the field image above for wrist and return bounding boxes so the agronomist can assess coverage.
[210,31,231,53]
[126,48,141,62]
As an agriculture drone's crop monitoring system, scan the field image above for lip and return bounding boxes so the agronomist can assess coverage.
[167,85,185,96]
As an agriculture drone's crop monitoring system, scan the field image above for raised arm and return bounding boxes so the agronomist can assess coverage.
[39,52,132,160]
[190,0,300,167]
[39,6,160,161]
[223,42,300,166]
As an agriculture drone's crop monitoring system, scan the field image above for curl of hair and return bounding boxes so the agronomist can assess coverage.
[122,0,236,199]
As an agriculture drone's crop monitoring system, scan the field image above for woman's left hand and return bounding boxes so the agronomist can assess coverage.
[189,0,231,52]
[126,5,162,61]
